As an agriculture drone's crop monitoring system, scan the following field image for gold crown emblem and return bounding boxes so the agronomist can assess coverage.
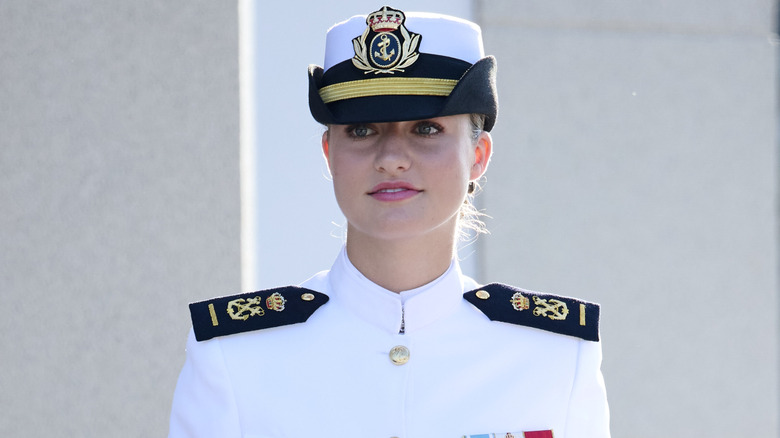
[367,6,405,32]
[265,292,287,312]
[510,292,530,311]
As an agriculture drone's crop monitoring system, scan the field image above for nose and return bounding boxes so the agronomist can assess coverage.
[374,131,411,174]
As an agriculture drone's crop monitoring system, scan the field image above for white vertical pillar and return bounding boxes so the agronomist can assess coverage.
[238,0,263,291]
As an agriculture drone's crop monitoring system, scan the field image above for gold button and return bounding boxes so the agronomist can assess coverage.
[476,290,490,300]
[301,293,315,301]
[389,345,410,365]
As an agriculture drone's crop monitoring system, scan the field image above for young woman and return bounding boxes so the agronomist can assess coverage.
[169,6,610,438]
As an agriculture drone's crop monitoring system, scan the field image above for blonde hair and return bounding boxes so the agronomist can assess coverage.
[457,114,489,241]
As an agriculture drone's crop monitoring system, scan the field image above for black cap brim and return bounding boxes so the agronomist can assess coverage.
[308,55,498,131]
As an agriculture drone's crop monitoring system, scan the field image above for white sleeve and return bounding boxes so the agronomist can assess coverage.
[168,329,242,438]
[564,339,611,438]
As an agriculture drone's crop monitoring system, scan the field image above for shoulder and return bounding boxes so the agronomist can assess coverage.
[463,283,601,342]
[188,286,329,342]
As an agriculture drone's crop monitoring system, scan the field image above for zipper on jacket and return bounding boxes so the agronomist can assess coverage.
[399,305,406,334]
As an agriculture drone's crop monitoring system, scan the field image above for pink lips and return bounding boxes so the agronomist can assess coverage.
[368,181,421,202]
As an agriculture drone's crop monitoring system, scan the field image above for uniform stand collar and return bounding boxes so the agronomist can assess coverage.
[328,246,465,334]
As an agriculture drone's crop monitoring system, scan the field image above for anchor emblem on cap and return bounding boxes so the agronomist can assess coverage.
[352,6,421,74]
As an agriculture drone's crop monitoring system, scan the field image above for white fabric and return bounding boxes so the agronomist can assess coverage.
[169,247,610,437]
[323,12,485,71]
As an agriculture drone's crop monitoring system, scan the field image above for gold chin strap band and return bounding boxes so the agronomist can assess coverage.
[318,77,459,104]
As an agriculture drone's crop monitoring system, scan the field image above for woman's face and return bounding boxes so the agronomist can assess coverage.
[322,114,492,243]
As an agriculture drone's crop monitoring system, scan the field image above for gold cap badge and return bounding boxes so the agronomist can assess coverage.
[352,6,421,74]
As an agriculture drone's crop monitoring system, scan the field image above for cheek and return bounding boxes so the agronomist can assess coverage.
[427,150,471,201]
[328,152,364,193]
[438,143,475,181]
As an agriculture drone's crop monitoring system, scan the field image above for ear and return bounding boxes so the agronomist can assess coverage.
[470,130,493,180]
[321,130,331,170]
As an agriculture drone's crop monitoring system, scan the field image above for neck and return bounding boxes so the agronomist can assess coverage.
[345,226,457,293]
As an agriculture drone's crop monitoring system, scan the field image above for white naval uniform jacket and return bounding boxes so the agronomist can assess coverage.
[169,248,610,438]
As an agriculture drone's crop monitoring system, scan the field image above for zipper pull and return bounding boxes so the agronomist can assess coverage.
[399,305,405,334]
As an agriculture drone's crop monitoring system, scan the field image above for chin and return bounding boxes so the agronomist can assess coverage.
[349,216,459,243]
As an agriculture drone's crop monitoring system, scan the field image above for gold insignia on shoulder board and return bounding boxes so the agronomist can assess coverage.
[352,6,421,74]
[208,303,219,326]
[510,292,530,311]
[227,297,265,321]
[532,296,569,321]
[265,292,287,312]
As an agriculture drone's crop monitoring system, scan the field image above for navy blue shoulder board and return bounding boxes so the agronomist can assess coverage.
[189,286,329,342]
[464,283,600,341]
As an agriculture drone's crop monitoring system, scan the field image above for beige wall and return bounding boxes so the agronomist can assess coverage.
[0,1,240,436]
[478,0,779,436]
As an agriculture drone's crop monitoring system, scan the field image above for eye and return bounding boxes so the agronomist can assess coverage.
[346,125,375,138]
[414,121,442,136]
